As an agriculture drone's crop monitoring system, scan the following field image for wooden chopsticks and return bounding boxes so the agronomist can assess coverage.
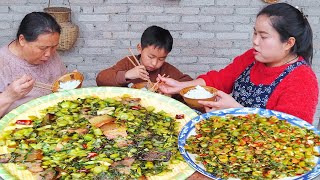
[126,56,138,67]
[149,74,169,92]
[128,48,141,66]
[127,48,153,86]
[34,81,52,91]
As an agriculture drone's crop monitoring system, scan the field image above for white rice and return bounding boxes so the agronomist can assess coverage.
[184,85,214,99]
[128,83,134,88]
[58,80,81,91]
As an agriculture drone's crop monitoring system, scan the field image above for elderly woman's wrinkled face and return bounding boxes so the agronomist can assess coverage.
[20,32,60,65]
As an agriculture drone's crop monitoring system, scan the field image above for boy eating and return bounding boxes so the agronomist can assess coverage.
[96,25,192,88]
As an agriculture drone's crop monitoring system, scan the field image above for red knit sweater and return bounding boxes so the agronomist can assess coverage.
[198,49,319,124]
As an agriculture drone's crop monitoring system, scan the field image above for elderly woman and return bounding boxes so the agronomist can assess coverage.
[0,12,67,117]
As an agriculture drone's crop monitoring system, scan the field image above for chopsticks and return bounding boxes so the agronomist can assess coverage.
[34,81,52,91]
[128,48,141,67]
[127,48,153,86]
[149,74,169,92]
[126,56,138,67]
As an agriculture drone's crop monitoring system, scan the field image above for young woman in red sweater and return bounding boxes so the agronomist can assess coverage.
[158,3,318,124]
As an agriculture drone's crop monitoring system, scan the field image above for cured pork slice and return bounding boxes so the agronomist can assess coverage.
[88,114,116,128]
[100,122,127,139]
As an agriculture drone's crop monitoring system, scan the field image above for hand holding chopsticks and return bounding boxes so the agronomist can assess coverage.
[127,48,153,86]
[4,75,34,101]
[149,74,170,92]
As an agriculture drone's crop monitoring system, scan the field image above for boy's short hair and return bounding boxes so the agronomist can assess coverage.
[141,25,173,53]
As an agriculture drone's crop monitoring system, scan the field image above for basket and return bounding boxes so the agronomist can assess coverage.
[263,0,279,4]
[43,4,79,51]
[58,22,79,51]
[43,7,71,23]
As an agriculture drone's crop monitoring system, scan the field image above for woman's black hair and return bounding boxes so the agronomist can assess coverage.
[140,25,173,53]
[257,3,313,64]
[16,12,61,42]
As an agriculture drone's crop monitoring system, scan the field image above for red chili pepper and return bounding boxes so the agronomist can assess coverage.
[15,120,32,125]
[253,142,263,147]
[82,144,88,149]
[131,106,140,110]
[195,134,202,138]
[87,152,98,158]
[175,114,185,119]
[279,129,286,133]
[203,161,208,165]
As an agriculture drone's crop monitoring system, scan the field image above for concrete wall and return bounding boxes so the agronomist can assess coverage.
[0,0,319,126]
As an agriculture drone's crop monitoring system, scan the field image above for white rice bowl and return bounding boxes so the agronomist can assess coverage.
[184,85,214,99]
[58,80,81,91]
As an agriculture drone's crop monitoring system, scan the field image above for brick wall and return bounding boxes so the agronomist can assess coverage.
[0,0,319,126]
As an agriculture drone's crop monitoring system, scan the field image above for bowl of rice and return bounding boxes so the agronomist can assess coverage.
[180,85,217,110]
[52,72,84,92]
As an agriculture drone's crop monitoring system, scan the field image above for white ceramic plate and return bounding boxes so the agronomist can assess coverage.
[178,108,320,180]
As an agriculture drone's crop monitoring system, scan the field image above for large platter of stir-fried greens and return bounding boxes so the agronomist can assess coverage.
[178,108,320,180]
[0,87,197,180]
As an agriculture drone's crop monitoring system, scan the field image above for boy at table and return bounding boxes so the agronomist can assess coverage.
[96,25,192,88]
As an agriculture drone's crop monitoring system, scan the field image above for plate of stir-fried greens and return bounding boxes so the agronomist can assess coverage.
[178,108,320,180]
[0,87,198,180]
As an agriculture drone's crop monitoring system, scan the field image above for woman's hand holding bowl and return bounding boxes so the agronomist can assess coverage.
[198,90,243,112]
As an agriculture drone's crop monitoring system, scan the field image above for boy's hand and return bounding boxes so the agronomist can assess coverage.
[125,65,150,81]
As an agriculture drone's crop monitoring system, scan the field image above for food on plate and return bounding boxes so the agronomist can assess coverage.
[58,80,81,91]
[129,82,158,92]
[183,85,214,99]
[185,114,320,179]
[0,96,186,179]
